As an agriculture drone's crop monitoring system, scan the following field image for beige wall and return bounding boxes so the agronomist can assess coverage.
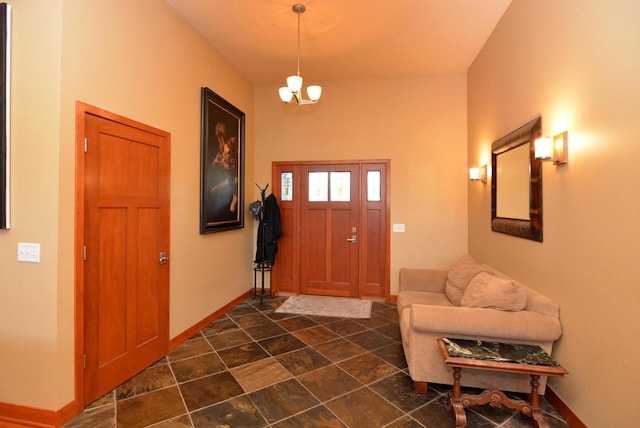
[1,0,255,410]
[468,0,640,426]
[254,75,469,294]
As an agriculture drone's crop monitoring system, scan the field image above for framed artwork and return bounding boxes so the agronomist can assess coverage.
[200,87,244,234]
[0,3,10,230]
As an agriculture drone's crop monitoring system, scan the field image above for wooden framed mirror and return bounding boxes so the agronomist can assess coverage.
[491,116,543,242]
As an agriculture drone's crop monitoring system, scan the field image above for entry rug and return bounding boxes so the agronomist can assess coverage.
[274,295,372,319]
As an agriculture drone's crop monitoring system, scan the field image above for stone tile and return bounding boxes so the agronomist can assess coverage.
[376,307,400,322]
[374,322,402,341]
[297,365,362,402]
[167,337,213,362]
[314,338,367,363]
[277,316,318,332]
[62,400,115,428]
[233,312,271,329]
[347,329,396,351]
[275,347,332,376]
[170,352,226,383]
[248,379,320,424]
[338,352,398,384]
[370,371,438,412]
[323,319,367,336]
[353,313,394,329]
[231,357,292,392]
[293,325,340,346]
[85,390,114,409]
[190,395,268,427]
[217,341,270,368]
[226,303,259,319]
[201,317,238,336]
[150,414,192,427]
[250,297,285,312]
[245,321,288,341]
[115,363,175,400]
[325,387,404,427]
[116,386,185,427]
[179,371,244,411]
[372,342,408,369]
[384,415,425,428]
[205,328,252,350]
[258,333,307,356]
[271,405,347,428]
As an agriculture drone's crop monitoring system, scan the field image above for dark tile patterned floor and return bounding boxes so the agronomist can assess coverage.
[63,296,569,427]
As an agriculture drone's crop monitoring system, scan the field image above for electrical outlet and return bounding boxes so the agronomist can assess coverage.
[17,242,40,263]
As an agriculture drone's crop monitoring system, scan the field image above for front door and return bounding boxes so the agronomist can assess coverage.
[299,164,360,296]
[78,104,170,405]
[272,160,389,299]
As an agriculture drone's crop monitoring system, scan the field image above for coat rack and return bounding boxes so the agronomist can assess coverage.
[253,183,273,305]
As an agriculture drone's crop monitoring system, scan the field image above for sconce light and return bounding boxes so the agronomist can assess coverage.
[469,165,487,183]
[535,131,568,165]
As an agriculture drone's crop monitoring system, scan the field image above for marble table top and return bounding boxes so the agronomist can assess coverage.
[441,338,560,368]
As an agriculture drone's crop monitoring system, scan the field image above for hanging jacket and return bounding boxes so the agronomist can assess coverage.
[255,193,282,264]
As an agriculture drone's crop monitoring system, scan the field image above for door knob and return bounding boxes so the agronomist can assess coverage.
[346,236,357,243]
[159,252,169,265]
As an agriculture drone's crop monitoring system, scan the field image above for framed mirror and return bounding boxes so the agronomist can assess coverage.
[491,116,543,242]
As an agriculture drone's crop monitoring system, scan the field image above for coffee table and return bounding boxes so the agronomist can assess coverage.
[437,338,567,428]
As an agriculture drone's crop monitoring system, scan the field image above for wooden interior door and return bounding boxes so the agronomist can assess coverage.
[81,107,170,405]
[299,164,360,297]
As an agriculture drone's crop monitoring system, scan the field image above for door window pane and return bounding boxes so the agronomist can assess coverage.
[367,170,381,201]
[281,172,293,201]
[308,172,328,201]
[330,172,350,201]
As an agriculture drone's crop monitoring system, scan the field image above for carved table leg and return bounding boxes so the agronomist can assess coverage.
[449,367,467,428]
[528,375,549,428]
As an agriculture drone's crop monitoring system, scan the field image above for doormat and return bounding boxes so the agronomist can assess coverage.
[274,295,372,319]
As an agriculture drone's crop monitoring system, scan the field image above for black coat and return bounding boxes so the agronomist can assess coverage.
[255,194,282,264]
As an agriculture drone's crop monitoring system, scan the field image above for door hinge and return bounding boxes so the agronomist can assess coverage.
[84,137,88,152]
[83,354,87,369]
[83,245,87,261]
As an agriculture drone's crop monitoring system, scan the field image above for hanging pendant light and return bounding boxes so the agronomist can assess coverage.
[279,4,322,105]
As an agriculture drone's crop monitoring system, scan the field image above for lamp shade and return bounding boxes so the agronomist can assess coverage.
[287,75,303,93]
[279,87,293,103]
[307,85,322,101]
[534,137,553,159]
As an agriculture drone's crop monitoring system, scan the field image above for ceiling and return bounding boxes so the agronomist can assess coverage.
[165,0,511,86]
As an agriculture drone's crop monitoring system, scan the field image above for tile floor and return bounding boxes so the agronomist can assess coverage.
[63,296,569,428]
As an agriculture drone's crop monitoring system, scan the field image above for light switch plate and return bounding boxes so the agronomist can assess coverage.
[392,223,405,233]
[18,242,40,263]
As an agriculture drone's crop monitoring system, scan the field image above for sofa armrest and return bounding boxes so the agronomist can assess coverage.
[410,304,562,343]
[399,268,448,293]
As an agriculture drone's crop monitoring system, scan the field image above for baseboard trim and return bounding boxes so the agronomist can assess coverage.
[545,386,587,428]
[168,288,253,351]
[0,400,75,428]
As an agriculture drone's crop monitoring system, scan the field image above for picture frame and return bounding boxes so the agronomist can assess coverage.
[200,87,245,234]
[0,3,11,230]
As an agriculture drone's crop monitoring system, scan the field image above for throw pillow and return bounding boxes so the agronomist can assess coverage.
[445,254,486,306]
[460,271,527,311]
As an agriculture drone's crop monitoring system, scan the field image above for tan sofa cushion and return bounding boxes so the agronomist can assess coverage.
[445,254,486,306]
[460,272,527,311]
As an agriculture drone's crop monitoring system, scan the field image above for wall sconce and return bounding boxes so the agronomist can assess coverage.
[469,165,487,183]
[535,131,568,165]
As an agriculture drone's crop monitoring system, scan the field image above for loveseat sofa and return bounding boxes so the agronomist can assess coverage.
[397,254,562,394]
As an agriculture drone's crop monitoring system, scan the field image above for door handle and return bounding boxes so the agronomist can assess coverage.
[159,252,169,265]
[346,236,357,243]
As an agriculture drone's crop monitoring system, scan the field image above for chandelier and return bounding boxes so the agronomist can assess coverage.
[278,4,322,105]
